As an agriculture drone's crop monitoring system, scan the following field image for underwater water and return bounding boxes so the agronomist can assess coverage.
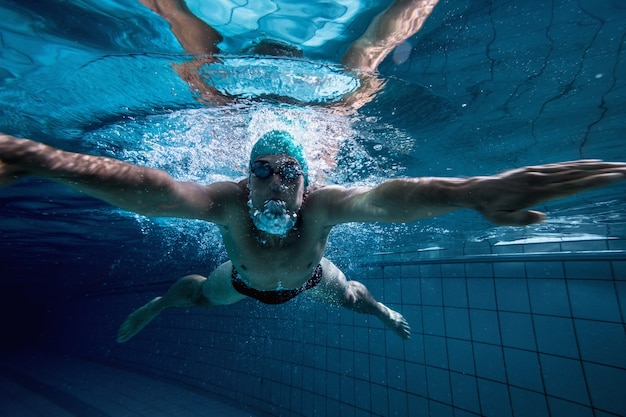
[1,0,626,416]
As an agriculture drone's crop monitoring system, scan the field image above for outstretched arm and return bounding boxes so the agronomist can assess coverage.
[316,160,626,227]
[0,134,235,221]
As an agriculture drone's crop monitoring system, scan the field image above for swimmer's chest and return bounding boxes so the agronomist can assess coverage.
[227,230,323,285]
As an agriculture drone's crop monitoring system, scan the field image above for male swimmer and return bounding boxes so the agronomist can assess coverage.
[1,131,624,342]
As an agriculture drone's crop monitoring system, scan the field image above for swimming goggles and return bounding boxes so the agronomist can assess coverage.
[250,161,303,181]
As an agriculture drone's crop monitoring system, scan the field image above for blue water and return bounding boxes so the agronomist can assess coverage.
[1,0,626,416]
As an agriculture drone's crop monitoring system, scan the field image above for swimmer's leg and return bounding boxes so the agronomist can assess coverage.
[309,258,411,339]
[117,261,244,343]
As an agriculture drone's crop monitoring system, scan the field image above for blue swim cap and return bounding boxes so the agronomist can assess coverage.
[249,130,309,186]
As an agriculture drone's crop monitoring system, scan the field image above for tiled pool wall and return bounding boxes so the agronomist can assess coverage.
[44,236,626,417]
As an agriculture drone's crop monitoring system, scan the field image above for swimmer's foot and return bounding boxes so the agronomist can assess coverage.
[377,302,411,339]
[116,297,163,343]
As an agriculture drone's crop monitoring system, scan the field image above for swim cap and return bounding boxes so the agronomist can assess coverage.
[249,130,309,186]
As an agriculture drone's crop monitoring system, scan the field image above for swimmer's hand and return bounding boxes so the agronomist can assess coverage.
[466,160,626,226]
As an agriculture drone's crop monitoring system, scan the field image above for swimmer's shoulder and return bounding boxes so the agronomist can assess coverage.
[193,179,249,222]
[306,184,367,199]
[305,183,376,213]
[202,179,249,203]
[305,184,354,210]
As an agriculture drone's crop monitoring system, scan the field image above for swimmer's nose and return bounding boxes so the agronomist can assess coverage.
[270,172,282,183]
[269,173,286,190]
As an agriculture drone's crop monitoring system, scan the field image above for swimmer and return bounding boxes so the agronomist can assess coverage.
[1,132,625,342]
[139,0,440,109]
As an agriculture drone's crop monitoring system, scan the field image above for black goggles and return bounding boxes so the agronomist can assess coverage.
[250,161,303,181]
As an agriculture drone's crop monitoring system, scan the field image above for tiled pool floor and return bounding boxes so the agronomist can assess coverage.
[0,350,261,417]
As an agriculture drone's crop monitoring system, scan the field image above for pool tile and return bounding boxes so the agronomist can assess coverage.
[547,398,594,417]
[444,307,471,340]
[503,348,544,392]
[539,354,589,405]
[442,277,468,308]
[478,379,512,417]
[574,319,626,368]
[450,373,480,414]
[509,387,550,417]
[470,310,501,344]
[583,362,626,416]
[426,366,452,404]
[525,261,564,279]
[499,311,536,350]
[467,278,497,310]
[447,338,475,374]
[473,343,506,382]
[567,280,621,322]
[533,315,579,358]
[493,262,525,278]
[421,277,443,305]
[495,278,531,312]
[423,305,446,336]
[564,261,613,280]
[424,335,448,368]
[528,279,571,316]
[465,263,494,278]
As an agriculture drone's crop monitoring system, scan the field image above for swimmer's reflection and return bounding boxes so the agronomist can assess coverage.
[139,0,439,111]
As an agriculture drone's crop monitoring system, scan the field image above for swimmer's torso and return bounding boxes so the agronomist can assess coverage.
[210,183,332,291]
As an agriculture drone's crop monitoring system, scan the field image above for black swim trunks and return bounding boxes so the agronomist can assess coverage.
[231,264,323,305]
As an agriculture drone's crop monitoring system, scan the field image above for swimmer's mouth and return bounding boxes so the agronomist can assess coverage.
[264,199,287,214]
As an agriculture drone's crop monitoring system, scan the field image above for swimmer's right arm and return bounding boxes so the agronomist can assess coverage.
[0,134,230,220]
[315,160,626,227]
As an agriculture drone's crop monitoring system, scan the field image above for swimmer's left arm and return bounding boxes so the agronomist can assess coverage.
[318,160,626,227]
[315,178,464,225]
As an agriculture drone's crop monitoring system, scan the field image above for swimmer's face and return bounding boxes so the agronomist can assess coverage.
[248,155,305,212]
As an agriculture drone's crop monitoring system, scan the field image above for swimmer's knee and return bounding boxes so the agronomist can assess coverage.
[178,274,210,306]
